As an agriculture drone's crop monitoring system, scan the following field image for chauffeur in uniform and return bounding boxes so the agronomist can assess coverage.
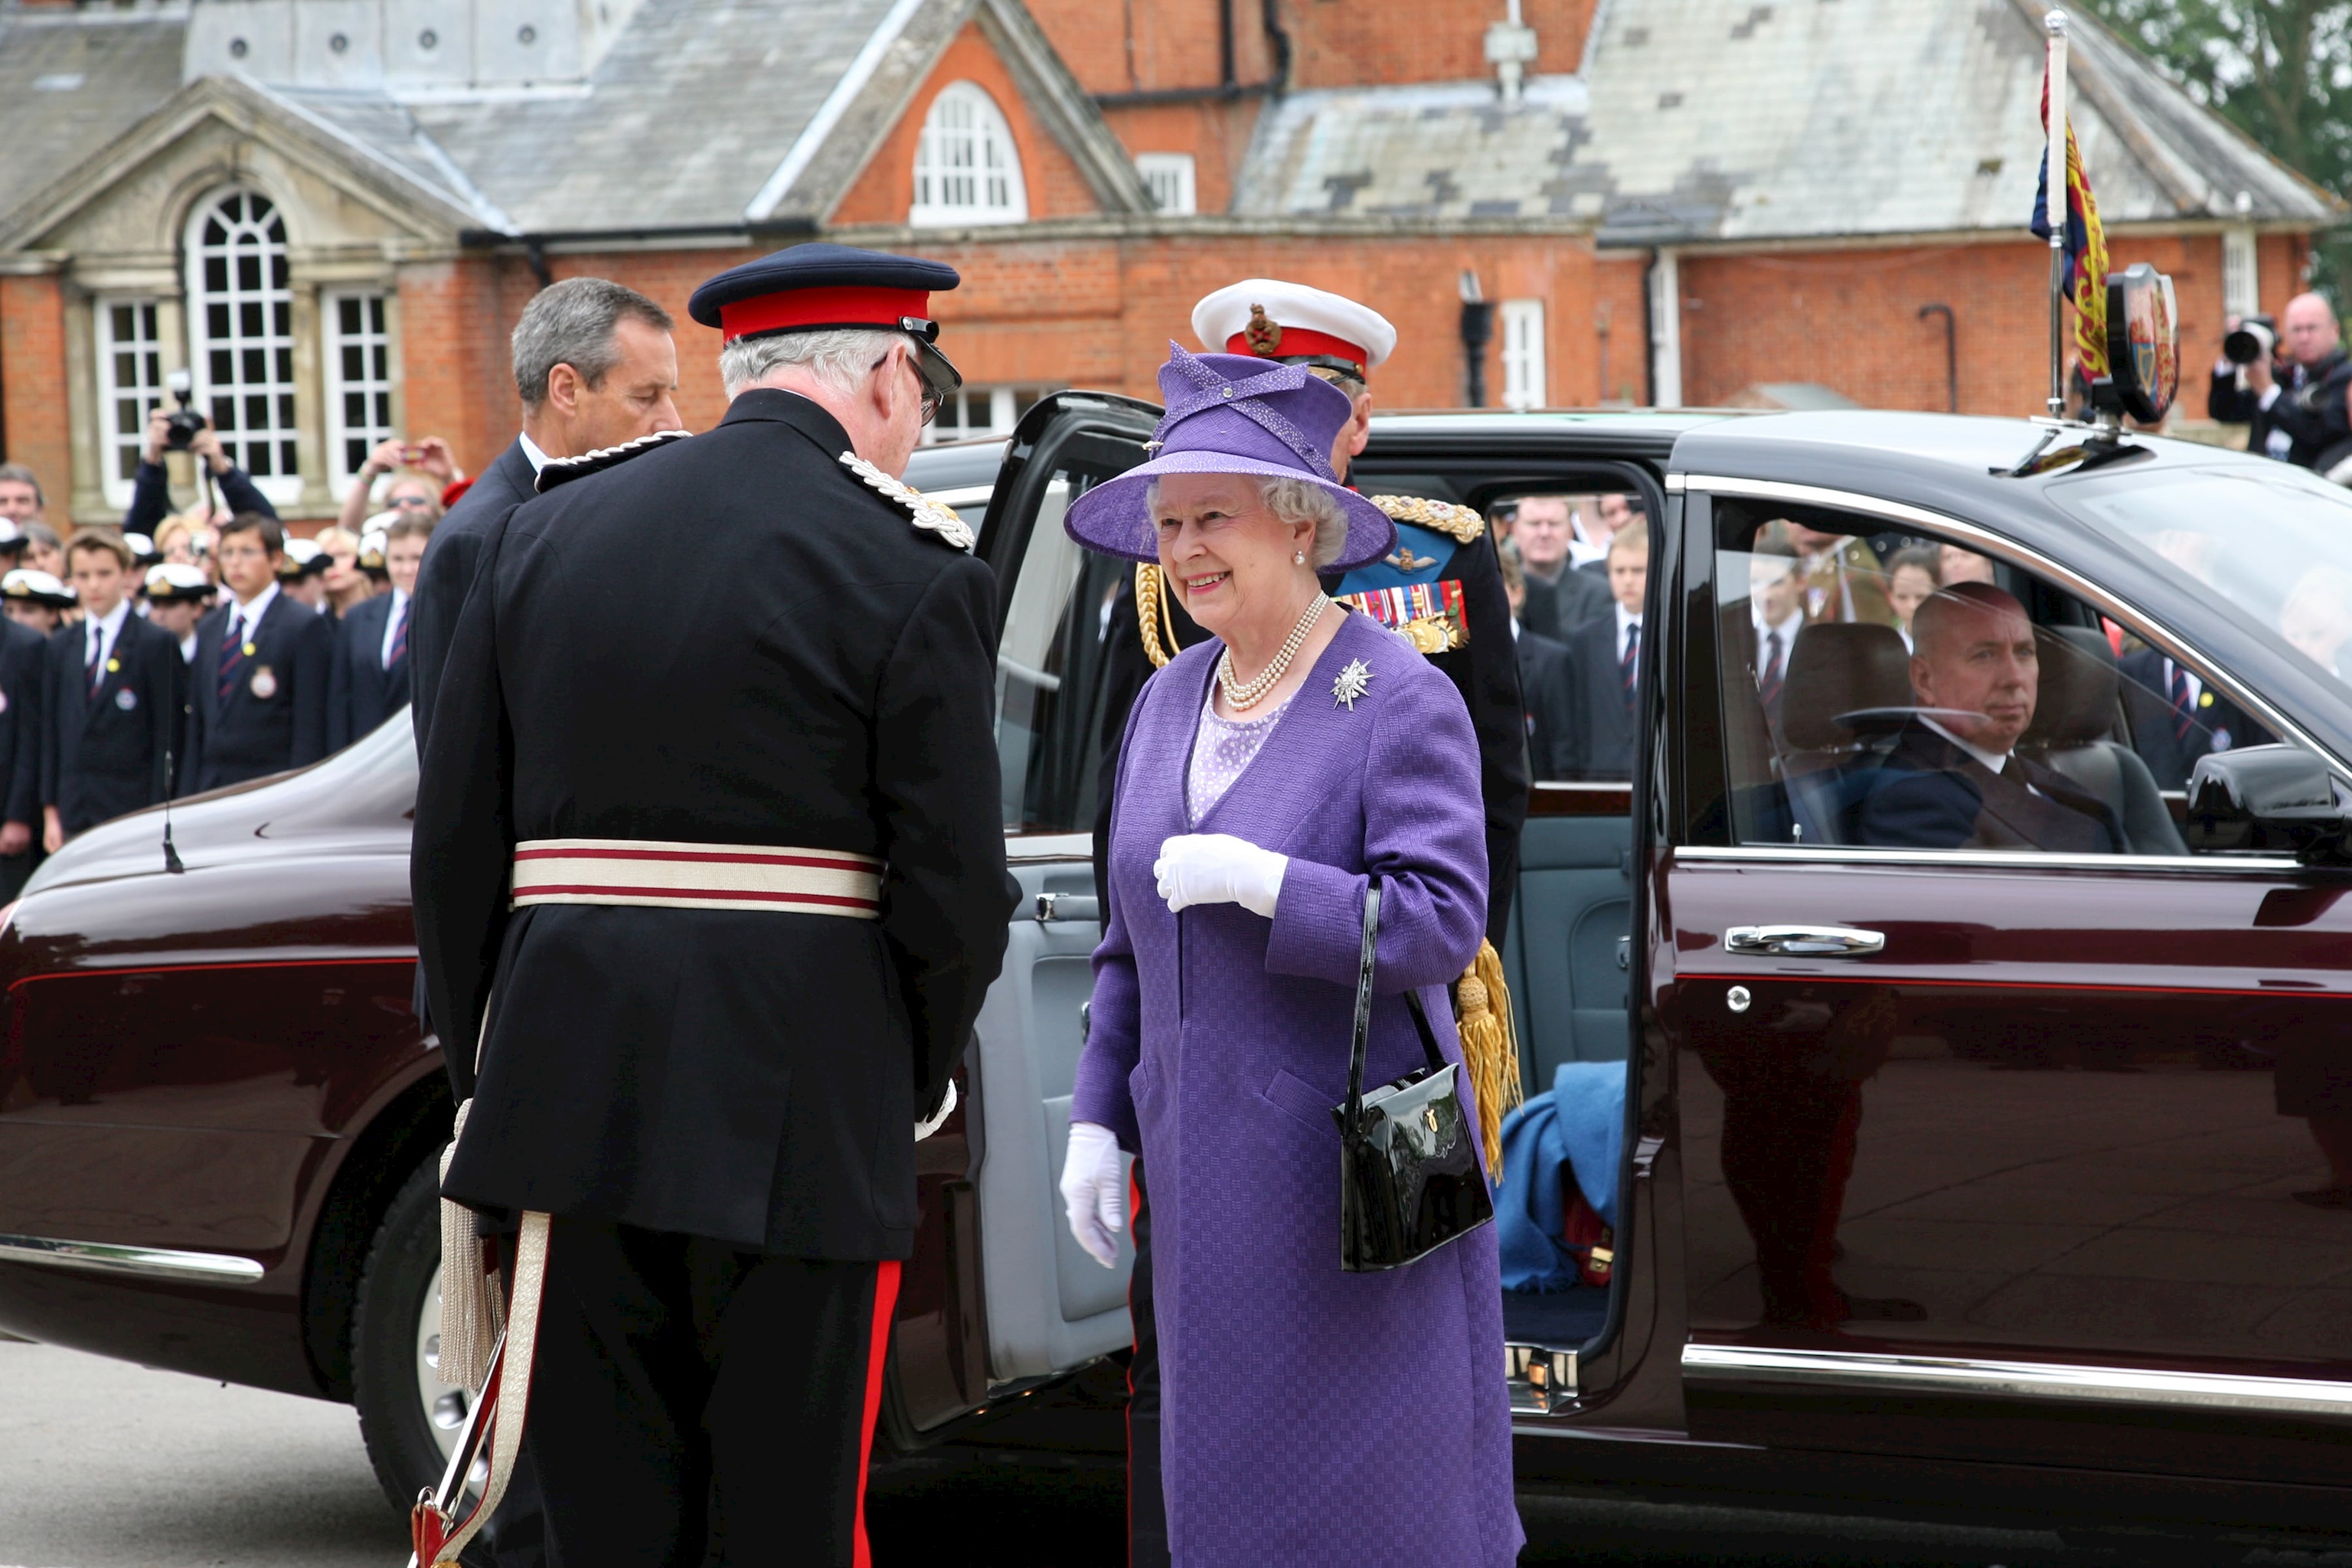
[1085,279,1528,1568]
[413,243,1018,1566]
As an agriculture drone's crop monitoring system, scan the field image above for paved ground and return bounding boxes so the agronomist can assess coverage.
[7,1335,2350,1567]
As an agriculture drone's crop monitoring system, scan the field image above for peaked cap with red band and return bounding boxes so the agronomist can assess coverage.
[688,242,962,343]
[1191,278,1398,374]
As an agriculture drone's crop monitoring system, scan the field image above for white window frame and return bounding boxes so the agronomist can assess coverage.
[910,82,1028,227]
[2222,226,2260,320]
[922,385,1057,446]
[1135,152,1197,215]
[184,188,302,506]
[325,290,395,500]
[93,297,166,510]
[1501,298,1547,410]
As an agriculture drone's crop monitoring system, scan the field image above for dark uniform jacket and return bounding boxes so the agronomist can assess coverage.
[1561,611,1641,782]
[42,611,178,835]
[0,616,46,830]
[2116,648,2257,791]
[181,590,332,794]
[1091,498,1529,947]
[411,437,536,752]
[327,590,410,750]
[1514,624,1578,782]
[413,390,1019,1259]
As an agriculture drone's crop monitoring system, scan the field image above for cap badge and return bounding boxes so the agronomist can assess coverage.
[1244,303,1283,358]
[1331,656,1374,710]
[838,452,975,553]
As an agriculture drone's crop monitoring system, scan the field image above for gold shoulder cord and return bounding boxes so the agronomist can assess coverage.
[1368,494,1487,544]
[1135,562,1181,669]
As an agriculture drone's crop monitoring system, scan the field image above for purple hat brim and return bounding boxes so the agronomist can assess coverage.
[1063,451,1396,572]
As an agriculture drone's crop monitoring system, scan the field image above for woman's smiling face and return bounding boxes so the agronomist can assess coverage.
[1152,472,1312,642]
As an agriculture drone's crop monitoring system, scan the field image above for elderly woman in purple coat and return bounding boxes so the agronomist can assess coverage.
[1056,345,1522,1566]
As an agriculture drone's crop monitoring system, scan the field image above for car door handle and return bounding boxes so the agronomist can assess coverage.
[1723,924,1885,958]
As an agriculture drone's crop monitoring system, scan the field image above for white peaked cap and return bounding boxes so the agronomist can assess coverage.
[1191,279,1397,371]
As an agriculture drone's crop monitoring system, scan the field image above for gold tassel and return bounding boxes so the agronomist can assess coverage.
[436,1097,505,1393]
[1135,563,1177,669]
[1452,939,1523,1183]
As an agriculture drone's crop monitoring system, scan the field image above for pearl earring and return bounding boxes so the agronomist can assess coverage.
[1294,550,1306,564]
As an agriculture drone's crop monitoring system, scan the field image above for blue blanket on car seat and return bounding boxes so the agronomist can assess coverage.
[1497,1061,1627,1293]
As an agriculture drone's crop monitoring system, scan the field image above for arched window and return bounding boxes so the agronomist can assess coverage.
[185,190,299,497]
[910,83,1027,226]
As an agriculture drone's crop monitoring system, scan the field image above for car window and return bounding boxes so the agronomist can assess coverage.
[1707,498,2289,856]
[995,472,1130,835]
[2052,461,2352,692]
[1495,488,1651,785]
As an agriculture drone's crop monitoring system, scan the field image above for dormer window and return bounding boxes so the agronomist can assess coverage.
[911,82,1027,227]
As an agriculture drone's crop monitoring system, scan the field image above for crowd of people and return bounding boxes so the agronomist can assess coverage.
[0,426,446,894]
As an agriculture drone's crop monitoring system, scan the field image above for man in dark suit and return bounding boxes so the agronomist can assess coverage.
[2117,646,2257,791]
[1514,494,1610,639]
[0,592,44,897]
[40,532,178,846]
[409,277,681,752]
[1498,540,1578,779]
[1855,583,2123,853]
[180,514,331,794]
[1560,524,1648,781]
[329,515,430,750]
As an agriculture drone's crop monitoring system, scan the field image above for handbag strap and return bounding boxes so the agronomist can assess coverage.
[1344,886,1451,1128]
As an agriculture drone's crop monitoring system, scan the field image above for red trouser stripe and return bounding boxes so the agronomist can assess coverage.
[853,1259,902,1568]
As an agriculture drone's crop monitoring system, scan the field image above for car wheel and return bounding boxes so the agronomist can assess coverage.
[352,1155,474,1514]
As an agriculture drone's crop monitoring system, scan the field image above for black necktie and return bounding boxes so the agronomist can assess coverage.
[1620,622,1641,715]
[1759,629,1785,710]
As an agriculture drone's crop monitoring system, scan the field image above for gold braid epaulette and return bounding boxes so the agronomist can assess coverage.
[1370,494,1486,544]
[1134,562,1182,669]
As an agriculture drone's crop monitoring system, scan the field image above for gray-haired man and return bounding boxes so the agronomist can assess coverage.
[401,276,676,1568]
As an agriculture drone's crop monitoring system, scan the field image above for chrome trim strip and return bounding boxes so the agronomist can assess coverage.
[0,1233,266,1285]
[1664,472,1688,493]
[1004,831,1093,864]
[1683,1344,2352,1421]
[1675,844,2303,874]
[1677,473,2350,780]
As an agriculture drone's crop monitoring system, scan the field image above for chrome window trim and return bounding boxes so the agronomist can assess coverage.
[1677,473,2350,781]
[1675,844,2304,874]
[1684,1344,2352,1422]
[1004,831,1092,864]
[0,1232,266,1285]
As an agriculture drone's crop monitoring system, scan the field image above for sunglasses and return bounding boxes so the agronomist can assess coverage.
[881,318,963,426]
[387,494,436,510]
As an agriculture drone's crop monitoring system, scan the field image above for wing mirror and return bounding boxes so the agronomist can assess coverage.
[2184,745,2352,864]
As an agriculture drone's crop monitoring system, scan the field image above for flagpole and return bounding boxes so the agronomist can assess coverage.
[2046,8,2069,418]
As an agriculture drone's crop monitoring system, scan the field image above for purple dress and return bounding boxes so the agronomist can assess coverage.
[1073,609,1524,1566]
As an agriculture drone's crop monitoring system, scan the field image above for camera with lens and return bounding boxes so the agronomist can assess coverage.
[162,368,207,451]
[2223,313,2277,366]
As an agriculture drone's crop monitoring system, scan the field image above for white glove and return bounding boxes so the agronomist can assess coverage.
[1060,1121,1126,1269]
[914,1078,957,1142]
[1154,833,1287,918]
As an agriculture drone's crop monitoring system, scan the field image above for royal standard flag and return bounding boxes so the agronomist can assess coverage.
[2030,64,2110,381]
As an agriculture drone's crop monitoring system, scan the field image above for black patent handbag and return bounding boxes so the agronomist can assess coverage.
[1333,887,1496,1272]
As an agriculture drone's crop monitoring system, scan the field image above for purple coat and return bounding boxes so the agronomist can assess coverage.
[1074,609,1523,1566]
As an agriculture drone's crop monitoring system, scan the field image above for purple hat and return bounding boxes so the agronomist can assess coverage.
[1063,345,1394,571]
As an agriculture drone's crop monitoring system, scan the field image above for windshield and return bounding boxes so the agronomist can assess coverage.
[2053,462,2352,688]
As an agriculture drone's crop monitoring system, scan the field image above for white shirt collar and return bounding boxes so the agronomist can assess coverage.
[519,433,551,475]
[85,596,131,663]
[1752,603,1804,655]
[1919,714,2013,776]
[379,586,410,667]
[230,580,280,636]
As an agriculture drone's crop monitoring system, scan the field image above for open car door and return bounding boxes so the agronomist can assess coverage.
[893,394,1158,1436]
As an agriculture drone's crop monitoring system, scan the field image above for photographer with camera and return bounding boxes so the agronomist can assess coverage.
[124,399,277,537]
[335,436,460,534]
[2209,292,2350,469]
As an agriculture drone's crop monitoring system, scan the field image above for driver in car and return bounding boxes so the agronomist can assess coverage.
[1855,583,2123,854]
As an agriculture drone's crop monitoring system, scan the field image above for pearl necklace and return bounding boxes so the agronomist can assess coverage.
[1217,593,1330,711]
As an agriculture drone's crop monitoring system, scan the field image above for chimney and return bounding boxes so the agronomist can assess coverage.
[1485,0,1537,106]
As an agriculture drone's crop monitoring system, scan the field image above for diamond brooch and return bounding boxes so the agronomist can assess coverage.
[1331,657,1374,710]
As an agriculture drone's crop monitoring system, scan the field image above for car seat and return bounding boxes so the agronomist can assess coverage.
[2022,625,2186,855]
[1774,622,1915,845]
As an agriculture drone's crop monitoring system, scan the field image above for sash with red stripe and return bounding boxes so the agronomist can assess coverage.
[509,839,882,917]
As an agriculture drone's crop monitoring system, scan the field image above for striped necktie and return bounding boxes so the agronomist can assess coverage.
[217,612,247,701]
[1758,629,1785,710]
[86,627,103,700]
[386,598,409,670]
[2169,665,2194,743]
[1620,620,1641,715]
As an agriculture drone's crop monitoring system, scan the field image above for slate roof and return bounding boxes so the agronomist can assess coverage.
[0,9,186,236]
[1233,0,2343,243]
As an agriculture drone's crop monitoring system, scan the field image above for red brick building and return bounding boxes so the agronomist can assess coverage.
[0,0,2334,527]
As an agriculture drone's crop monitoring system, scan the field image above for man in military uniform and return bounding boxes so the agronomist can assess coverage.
[1086,278,1528,1568]
[413,244,1018,1566]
